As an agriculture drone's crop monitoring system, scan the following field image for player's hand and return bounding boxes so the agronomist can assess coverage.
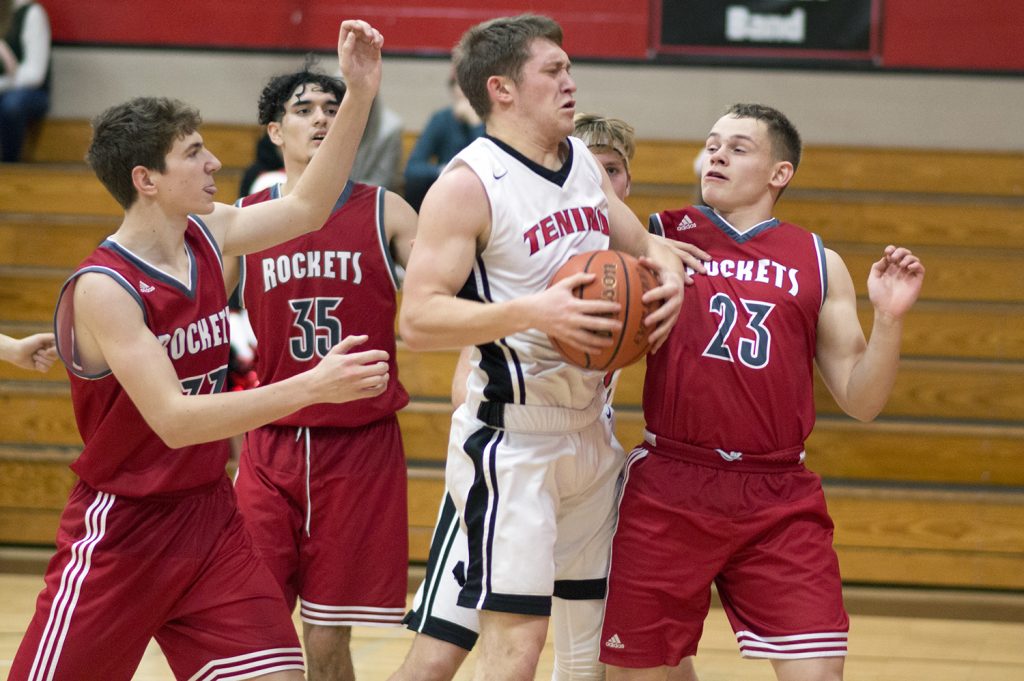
[530,272,622,355]
[338,20,383,98]
[638,258,683,353]
[311,334,391,403]
[867,245,925,321]
[651,234,709,285]
[3,333,58,373]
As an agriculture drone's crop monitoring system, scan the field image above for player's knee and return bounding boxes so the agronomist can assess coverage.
[472,613,546,681]
[770,656,843,681]
[552,658,604,681]
[304,624,352,664]
[388,634,469,681]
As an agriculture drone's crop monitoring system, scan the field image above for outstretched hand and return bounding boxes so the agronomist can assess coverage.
[310,334,391,404]
[651,234,709,285]
[867,245,925,320]
[338,20,384,97]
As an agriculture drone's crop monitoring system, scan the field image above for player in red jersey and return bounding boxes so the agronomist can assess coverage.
[9,21,387,681]
[229,64,416,681]
[600,104,925,681]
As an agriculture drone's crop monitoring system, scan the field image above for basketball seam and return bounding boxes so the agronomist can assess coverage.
[593,251,624,371]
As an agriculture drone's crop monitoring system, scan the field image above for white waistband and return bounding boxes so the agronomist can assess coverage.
[467,395,604,434]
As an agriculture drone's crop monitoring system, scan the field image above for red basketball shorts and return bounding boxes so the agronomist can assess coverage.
[10,477,302,681]
[600,439,849,668]
[235,416,408,627]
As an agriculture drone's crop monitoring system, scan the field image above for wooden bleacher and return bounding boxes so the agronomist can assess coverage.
[2,119,1023,592]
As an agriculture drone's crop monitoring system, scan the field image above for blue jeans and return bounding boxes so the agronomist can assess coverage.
[0,87,50,162]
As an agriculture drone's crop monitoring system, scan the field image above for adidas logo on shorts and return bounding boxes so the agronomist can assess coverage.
[604,634,625,649]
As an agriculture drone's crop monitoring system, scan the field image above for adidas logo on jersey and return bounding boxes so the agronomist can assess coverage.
[717,448,743,462]
[676,215,697,231]
[139,281,156,293]
[604,634,625,649]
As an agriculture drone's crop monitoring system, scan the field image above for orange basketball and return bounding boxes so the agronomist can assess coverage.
[548,250,660,372]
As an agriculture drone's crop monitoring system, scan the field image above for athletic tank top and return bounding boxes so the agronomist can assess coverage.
[54,217,232,496]
[645,205,827,453]
[238,181,408,427]
[452,135,611,410]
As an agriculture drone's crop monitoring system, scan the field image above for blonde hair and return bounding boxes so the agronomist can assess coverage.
[573,113,636,172]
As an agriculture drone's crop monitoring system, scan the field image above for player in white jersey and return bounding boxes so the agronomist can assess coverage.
[394,112,699,681]
[398,14,693,681]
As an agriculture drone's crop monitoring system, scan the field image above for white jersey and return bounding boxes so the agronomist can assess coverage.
[448,135,610,410]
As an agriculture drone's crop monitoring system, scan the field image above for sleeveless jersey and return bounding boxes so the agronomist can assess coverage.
[452,135,611,410]
[645,205,827,453]
[237,181,408,427]
[53,217,232,497]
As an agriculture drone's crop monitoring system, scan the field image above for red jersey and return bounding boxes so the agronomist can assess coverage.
[237,182,408,427]
[645,205,826,453]
[53,217,232,497]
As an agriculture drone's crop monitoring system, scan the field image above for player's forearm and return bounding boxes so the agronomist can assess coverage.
[147,374,319,448]
[644,234,686,281]
[838,313,905,422]
[399,295,535,351]
[0,334,16,363]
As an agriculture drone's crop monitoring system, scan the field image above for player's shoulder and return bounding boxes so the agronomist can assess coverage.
[648,205,699,235]
[236,185,276,208]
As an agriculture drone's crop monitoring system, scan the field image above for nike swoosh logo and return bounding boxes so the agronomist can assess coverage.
[493,169,508,179]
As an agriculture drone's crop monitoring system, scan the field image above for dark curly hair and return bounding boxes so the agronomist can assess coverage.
[257,57,346,125]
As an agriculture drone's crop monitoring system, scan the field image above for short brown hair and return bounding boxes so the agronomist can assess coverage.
[573,113,636,172]
[453,14,563,120]
[86,97,202,209]
[725,103,802,170]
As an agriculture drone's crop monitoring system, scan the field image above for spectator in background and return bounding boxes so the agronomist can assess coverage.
[402,70,483,211]
[238,131,286,198]
[350,95,403,190]
[0,0,51,162]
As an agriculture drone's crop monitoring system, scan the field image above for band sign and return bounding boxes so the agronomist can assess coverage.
[658,0,878,60]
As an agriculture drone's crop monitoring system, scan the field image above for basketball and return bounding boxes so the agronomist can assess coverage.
[548,250,660,372]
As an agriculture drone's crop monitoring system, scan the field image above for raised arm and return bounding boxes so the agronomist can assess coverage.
[208,20,384,256]
[815,245,925,422]
[71,272,390,448]
[398,164,620,353]
[383,190,418,270]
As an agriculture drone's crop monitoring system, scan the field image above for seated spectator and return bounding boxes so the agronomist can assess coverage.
[0,0,51,162]
[403,72,483,210]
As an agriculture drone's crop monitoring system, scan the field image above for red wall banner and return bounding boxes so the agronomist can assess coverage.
[42,0,1024,72]
[43,1,650,59]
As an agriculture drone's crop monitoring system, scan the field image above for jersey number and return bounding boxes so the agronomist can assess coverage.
[702,293,774,369]
[180,366,228,395]
[289,297,343,361]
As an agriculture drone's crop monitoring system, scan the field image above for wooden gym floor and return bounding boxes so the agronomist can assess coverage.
[2,572,1023,680]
